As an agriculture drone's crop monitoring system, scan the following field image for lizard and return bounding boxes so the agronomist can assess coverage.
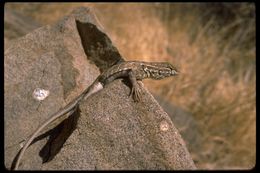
[13,61,179,170]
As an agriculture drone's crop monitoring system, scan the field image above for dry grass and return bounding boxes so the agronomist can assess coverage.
[5,2,255,169]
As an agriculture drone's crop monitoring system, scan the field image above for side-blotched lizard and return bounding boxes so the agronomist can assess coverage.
[13,61,179,170]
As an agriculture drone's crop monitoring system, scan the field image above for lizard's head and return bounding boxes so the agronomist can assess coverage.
[143,62,179,80]
[164,62,179,76]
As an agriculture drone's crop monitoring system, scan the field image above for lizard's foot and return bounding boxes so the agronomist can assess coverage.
[130,82,142,102]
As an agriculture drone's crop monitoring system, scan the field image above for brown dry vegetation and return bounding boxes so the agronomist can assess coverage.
[5,3,255,169]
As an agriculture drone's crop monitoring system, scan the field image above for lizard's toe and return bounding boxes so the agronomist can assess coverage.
[129,81,142,102]
[133,87,142,102]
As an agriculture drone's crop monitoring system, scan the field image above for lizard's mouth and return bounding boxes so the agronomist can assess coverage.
[172,70,179,75]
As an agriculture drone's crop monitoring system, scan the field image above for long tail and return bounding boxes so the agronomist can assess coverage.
[13,97,81,170]
[13,80,103,170]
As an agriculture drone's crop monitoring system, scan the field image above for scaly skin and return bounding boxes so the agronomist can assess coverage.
[13,61,178,170]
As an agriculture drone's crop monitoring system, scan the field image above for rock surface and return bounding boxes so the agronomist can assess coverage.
[4,8,42,49]
[4,7,196,170]
[154,94,201,163]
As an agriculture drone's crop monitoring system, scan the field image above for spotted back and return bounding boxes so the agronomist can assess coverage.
[139,62,179,80]
[101,61,179,82]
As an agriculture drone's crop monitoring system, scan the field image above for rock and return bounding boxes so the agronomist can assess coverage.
[4,7,196,170]
[4,8,42,48]
[42,80,196,170]
[154,94,201,163]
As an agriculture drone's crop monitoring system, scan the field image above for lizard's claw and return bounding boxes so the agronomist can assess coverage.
[130,82,142,102]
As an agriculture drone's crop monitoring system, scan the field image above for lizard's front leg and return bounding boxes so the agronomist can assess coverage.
[128,70,142,102]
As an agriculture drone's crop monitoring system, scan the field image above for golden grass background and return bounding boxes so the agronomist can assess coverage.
[5,3,255,169]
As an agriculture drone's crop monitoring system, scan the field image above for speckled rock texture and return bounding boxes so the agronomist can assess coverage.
[4,8,42,49]
[4,7,196,170]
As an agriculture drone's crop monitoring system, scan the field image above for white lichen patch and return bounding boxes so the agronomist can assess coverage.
[33,88,50,101]
[160,120,169,132]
